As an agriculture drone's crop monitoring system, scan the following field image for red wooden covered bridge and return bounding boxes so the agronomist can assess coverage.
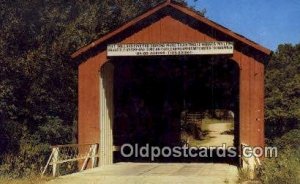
[71,0,271,168]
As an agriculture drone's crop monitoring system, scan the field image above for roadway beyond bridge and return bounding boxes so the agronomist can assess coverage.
[47,163,238,184]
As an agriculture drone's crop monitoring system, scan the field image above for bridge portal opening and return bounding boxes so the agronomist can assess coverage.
[103,56,239,164]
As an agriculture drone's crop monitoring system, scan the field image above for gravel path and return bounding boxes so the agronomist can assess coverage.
[199,122,234,147]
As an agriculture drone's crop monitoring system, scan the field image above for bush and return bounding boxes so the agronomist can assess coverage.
[0,116,73,178]
[270,129,300,150]
[0,136,50,178]
[0,175,49,184]
[256,129,300,184]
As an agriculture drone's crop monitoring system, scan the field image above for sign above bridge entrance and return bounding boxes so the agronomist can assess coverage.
[107,42,234,57]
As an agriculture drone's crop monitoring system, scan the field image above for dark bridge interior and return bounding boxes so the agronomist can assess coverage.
[111,56,239,163]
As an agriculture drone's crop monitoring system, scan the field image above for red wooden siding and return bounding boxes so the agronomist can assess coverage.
[77,14,267,150]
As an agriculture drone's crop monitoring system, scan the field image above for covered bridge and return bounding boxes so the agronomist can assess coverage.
[72,0,271,167]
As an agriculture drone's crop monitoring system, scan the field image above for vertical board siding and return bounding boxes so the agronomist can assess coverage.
[260,64,265,148]
[100,63,114,165]
[249,58,265,148]
[256,61,265,148]
[239,53,251,145]
[249,56,255,146]
[77,14,266,164]
[78,53,106,145]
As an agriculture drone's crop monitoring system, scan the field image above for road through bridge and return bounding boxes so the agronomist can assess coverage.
[47,163,238,184]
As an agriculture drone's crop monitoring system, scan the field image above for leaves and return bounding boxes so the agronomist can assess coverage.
[265,44,300,138]
[0,0,179,176]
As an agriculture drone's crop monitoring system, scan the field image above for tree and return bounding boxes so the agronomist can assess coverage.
[1,0,191,176]
[265,44,300,138]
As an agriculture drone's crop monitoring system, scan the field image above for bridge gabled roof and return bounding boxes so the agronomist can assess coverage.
[72,0,271,58]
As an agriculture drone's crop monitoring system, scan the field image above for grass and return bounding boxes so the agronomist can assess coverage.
[238,129,300,184]
[0,175,52,184]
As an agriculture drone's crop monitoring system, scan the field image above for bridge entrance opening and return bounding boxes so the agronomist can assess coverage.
[101,55,240,164]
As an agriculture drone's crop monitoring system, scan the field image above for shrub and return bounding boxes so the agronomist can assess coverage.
[0,116,73,178]
[0,137,50,178]
[256,129,300,184]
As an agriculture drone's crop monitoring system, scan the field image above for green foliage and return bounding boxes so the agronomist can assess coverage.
[265,44,300,138]
[256,129,300,184]
[0,134,50,177]
[0,116,73,177]
[270,129,300,150]
[2,0,297,180]
[260,44,300,183]
[238,168,254,183]
[1,0,192,177]
[0,175,49,184]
